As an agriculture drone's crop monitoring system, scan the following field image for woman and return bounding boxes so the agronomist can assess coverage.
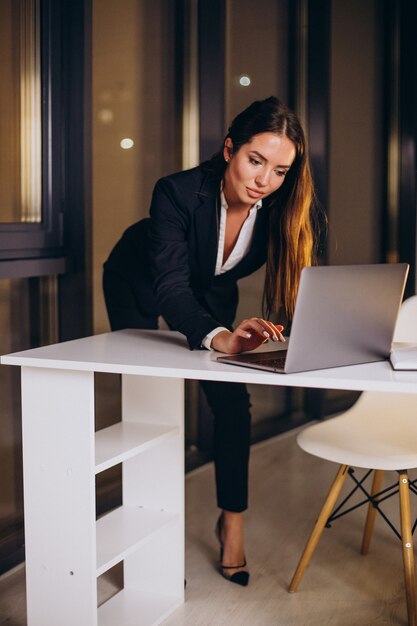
[103,96,318,587]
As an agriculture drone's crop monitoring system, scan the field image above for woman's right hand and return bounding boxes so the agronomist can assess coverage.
[211,318,285,354]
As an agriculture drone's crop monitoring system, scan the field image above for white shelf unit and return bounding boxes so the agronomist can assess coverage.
[20,367,184,626]
[95,421,178,473]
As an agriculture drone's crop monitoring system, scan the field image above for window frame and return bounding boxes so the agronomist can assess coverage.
[0,0,64,260]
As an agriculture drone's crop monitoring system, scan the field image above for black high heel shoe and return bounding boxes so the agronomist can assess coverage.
[215,515,250,587]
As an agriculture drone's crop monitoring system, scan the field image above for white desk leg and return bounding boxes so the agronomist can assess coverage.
[21,367,97,626]
[122,374,185,603]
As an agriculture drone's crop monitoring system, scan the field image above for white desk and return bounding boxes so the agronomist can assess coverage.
[2,329,417,626]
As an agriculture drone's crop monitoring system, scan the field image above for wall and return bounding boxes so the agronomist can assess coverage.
[328,0,383,264]
[92,0,180,334]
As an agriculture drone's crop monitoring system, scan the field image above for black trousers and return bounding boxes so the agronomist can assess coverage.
[103,268,252,512]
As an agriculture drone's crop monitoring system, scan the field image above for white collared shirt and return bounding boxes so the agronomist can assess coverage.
[214,189,262,275]
[202,189,262,349]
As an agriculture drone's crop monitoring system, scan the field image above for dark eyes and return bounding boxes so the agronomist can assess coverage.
[249,157,287,177]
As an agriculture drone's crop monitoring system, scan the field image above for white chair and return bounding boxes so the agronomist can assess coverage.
[289,295,417,626]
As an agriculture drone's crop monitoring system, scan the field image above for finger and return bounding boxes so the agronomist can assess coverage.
[265,321,283,342]
[235,327,253,340]
[255,318,282,342]
[238,318,269,339]
[255,319,286,343]
[276,330,286,342]
[271,323,286,342]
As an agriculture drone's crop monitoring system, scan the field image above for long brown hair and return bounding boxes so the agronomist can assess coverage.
[209,96,319,320]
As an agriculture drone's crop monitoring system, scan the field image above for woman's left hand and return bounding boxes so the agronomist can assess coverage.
[211,318,285,354]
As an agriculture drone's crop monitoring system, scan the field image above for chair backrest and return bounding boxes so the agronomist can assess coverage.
[393,295,417,342]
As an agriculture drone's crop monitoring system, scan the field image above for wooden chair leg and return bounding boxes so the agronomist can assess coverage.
[361,469,384,555]
[399,471,417,626]
[289,464,349,593]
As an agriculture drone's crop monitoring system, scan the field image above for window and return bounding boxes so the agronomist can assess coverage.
[0,0,63,258]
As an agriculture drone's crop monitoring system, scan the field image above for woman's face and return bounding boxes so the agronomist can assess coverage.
[222,132,296,207]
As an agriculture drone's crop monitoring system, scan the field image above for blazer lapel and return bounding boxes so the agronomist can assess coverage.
[190,168,270,283]
[193,172,221,282]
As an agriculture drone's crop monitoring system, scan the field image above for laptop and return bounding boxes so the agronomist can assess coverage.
[217,263,409,374]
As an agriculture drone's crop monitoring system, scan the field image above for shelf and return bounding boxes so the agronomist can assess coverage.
[98,587,183,626]
[95,421,178,474]
[96,505,178,577]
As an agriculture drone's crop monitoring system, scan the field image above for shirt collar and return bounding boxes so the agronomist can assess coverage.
[220,187,262,211]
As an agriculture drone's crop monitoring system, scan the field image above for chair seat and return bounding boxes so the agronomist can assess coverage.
[298,391,417,470]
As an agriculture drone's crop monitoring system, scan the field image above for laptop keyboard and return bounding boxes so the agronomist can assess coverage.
[251,354,287,369]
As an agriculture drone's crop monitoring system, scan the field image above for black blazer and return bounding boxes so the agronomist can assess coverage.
[104,165,270,349]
